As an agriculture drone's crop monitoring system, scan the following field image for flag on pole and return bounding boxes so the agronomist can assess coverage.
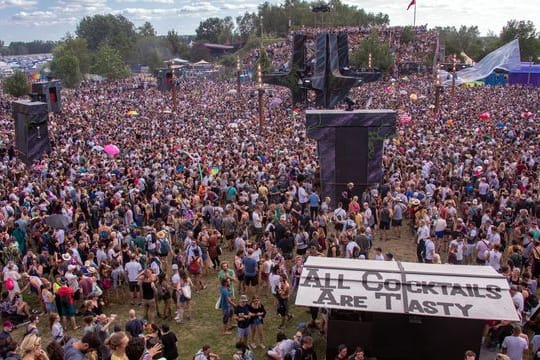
[407,0,415,10]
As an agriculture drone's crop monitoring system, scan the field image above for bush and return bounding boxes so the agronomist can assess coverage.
[2,71,29,97]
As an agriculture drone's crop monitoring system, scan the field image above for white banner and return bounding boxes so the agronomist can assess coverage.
[295,257,519,321]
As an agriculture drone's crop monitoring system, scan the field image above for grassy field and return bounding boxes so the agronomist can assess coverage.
[11,250,325,360]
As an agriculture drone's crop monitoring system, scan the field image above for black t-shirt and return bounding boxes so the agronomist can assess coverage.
[161,331,179,359]
[125,318,144,337]
[142,281,155,300]
[234,305,251,329]
[294,347,317,360]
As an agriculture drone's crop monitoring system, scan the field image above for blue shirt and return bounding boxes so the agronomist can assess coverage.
[242,256,258,277]
[308,193,320,207]
[220,286,231,311]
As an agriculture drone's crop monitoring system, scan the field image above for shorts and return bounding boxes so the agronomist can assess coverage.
[465,244,475,257]
[251,318,263,326]
[238,327,250,338]
[222,308,233,324]
[435,231,444,239]
[45,302,56,313]
[476,258,486,265]
[129,282,140,292]
[261,272,269,282]
[380,221,390,230]
[179,295,190,303]
[236,273,245,282]
[297,248,307,256]
[61,303,76,317]
[245,275,258,287]
[391,219,402,227]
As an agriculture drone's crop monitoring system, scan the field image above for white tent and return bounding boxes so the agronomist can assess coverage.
[295,257,519,321]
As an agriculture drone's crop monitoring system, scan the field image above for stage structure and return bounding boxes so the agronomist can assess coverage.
[30,80,62,113]
[12,100,51,164]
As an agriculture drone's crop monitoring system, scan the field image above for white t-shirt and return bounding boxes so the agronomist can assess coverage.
[487,250,502,271]
[424,239,435,261]
[502,335,527,360]
[345,241,360,259]
[449,239,464,261]
[125,261,142,282]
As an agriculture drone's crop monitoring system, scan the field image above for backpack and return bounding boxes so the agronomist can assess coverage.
[152,258,163,274]
[188,257,201,274]
[159,239,170,256]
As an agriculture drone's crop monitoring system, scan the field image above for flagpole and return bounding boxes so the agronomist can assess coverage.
[413,0,417,27]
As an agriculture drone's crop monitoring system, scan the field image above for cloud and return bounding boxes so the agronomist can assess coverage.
[112,7,178,20]
[115,0,175,3]
[220,3,257,11]
[0,0,36,9]
[179,2,219,14]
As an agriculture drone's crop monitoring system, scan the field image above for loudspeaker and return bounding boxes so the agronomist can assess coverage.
[156,69,172,92]
[31,80,62,113]
[12,100,50,164]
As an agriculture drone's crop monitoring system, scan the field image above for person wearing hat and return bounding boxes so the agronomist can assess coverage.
[56,278,79,330]
[234,294,252,344]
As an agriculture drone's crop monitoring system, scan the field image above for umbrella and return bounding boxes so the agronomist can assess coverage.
[91,145,104,152]
[270,98,283,107]
[104,144,120,156]
[227,89,237,94]
[127,110,139,116]
[45,214,71,229]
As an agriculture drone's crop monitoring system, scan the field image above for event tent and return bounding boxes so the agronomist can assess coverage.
[296,257,519,360]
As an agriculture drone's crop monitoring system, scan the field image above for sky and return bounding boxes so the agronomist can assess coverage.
[0,0,538,44]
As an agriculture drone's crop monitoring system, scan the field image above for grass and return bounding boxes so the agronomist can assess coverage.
[11,250,325,360]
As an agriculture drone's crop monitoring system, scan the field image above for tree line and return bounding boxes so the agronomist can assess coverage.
[1,1,539,91]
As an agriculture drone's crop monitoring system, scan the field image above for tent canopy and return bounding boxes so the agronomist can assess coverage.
[295,257,519,321]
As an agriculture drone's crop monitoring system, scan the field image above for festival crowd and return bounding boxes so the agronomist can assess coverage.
[0,25,538,360]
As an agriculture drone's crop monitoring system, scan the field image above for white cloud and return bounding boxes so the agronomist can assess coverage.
[0,0,36,9]
[220,3,257,10]
[180,2,219,14]
[115,0,175,3]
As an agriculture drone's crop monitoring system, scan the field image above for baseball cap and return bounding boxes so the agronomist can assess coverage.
[172,264,179,270]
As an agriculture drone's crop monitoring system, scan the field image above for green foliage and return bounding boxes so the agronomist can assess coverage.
[499,20,540,61]
[53,35,92,74]
[437,26,492,61]
[138,22,157,38]
[400,26,416,44]
[236,12,259,41]
[255,48,273,72]
[135,37,169,72]
[196,17,234,44]
[350,30,394,72]
[2,71,29,97]
[92,44,131,80]
[51,53,82,88]
[165,30,190,58]
[76,14,137,62]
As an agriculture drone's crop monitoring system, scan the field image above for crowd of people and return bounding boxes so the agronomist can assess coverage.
[0,24,539,360]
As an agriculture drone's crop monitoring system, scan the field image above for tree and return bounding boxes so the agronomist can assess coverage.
[236,12,258,41]
[2,71,29,97]
[92,44,131,80]
[499,20,540,61]
[400,27,416,44]
[351,30,394,72]
[138,22,157,38]
[165,30,190,58]
[135,37,168,71]
[52,35,92,74]
[195,17,234,43]
[255,48,273,72]
[50,54,82,88]
[76,14,137,61]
